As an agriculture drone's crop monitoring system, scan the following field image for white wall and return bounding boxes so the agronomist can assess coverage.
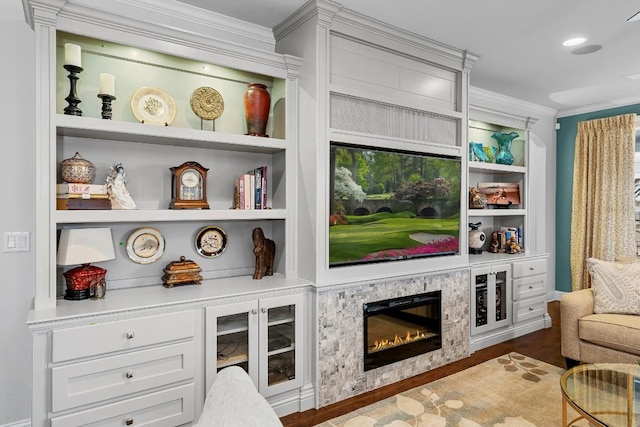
[0,1,35,425]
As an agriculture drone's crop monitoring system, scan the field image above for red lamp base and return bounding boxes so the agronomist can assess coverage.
[63,263,107,300]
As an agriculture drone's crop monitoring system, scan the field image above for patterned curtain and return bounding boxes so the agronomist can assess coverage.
[570,113,637,291]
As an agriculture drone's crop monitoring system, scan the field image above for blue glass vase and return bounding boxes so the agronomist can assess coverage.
[491,131,518,165]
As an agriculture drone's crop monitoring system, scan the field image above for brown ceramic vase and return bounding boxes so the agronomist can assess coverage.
[243,83,270,137]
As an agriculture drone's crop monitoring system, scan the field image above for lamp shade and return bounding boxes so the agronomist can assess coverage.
[57,228,116,266]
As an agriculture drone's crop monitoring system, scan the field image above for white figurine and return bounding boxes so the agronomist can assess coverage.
[106,163,137,209]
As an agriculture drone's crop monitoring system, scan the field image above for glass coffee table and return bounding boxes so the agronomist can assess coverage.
[561,363,640,427]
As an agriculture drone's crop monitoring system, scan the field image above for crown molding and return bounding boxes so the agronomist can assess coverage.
[24,0,277,52]
[275,0,477,73]
[556,95,640,118]
[470,86,556,122]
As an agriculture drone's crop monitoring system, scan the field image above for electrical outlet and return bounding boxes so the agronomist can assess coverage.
[3,232,30,252]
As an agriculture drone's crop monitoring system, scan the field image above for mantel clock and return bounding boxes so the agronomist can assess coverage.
[169,161,209,209]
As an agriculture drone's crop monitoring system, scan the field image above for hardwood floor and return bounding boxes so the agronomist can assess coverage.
[280,301,563,427]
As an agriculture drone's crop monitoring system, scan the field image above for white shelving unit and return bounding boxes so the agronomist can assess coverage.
[467,106,551,351]
[29,21,301,310]
[24,1,312,424]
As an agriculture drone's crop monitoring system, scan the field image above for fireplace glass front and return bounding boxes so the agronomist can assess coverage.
[363,291,441,371]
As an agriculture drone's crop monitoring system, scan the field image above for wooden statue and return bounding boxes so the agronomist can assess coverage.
[252,227,275,280]
[489,231,500,253]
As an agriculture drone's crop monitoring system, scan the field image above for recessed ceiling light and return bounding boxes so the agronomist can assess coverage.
[563,37,586,47]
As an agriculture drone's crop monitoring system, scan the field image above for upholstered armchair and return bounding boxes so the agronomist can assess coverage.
[561,287,640,367]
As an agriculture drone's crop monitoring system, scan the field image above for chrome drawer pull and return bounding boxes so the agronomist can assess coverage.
[125,418,133,426]
[261,308,267,313]
[529,307,534,311]
[126,332,135,339]
[126,370,134,379]
[529,267,534,271]
[528,285,533,289]
[251,309,258,314]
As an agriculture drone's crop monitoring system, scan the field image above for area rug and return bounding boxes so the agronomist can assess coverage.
[314,353,587,427]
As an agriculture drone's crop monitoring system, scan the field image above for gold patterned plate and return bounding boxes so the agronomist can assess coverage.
[190,86,225,121]
[130,87,176,126]
[126,227,165,264]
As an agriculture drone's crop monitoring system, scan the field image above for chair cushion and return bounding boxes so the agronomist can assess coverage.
[587,258,640,314]
[579,313,640,356]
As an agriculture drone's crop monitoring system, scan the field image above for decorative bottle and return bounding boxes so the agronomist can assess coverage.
[491,131,519,165]
[243,83,271,137]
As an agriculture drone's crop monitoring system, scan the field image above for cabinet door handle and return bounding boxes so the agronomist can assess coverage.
[528,285,533,289]
[261,307,268,313]
[529,267,534,271]
[125,418,134,426]
[528,307,534,311]
[126,332,135,339]
[251,309,258,314]
[126,370,134,379]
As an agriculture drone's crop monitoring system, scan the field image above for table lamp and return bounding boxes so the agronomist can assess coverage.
[57,228,116,300]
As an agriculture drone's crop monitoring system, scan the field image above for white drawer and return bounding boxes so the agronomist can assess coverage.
[512,295,546,323]
[512,275,545,301]
[50,383,194,427]
[52,310,194,363]
[52,341,194,412]
[512,258,547,279]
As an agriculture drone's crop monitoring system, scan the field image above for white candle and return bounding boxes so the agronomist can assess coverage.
[64,43,81,67]
[99,73,115,95]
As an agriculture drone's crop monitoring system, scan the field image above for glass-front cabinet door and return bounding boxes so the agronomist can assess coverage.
[206,301,259,391]
[205,294,304,397]
[471,264,511,335]
[258,294,304,397]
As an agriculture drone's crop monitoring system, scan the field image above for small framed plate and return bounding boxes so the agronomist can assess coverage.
[126,227,165,264]
[195,226,227,258]
[130,87,177,126]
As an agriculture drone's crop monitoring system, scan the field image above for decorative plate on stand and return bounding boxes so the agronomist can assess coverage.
[126,227,165,264]
[190,86,225,121]
[130,87,176,126]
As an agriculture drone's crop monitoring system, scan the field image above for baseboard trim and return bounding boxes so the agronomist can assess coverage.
[470,318,546,353]
[269,386,316,417]
[0,420,30,427]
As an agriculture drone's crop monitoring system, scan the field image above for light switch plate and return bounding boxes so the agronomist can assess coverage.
[3,232,30,252]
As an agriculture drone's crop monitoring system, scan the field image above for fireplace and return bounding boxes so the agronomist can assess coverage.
[363,291,442,371]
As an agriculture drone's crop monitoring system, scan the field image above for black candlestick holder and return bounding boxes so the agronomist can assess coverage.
[63,64,83,116]
[98,94,116,120]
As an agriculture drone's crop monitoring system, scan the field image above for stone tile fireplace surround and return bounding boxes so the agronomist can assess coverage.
[316,268,470,406]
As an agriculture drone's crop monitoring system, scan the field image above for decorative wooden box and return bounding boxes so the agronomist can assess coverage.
[162,256,202,288]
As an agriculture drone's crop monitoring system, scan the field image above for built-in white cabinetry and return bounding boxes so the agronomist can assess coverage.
[34,310,197,427]
[206,293,304,398]
[512,258,548,324]
[24,0,311,424]
[470,255,549,351]
[467,101,550,351]
[468,118,528,255]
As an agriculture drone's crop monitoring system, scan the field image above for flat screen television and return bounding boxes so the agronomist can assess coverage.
[329,142,461,267]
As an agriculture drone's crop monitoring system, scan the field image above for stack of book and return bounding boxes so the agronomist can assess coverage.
[56,183,111,210]
[235,166,267,209]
